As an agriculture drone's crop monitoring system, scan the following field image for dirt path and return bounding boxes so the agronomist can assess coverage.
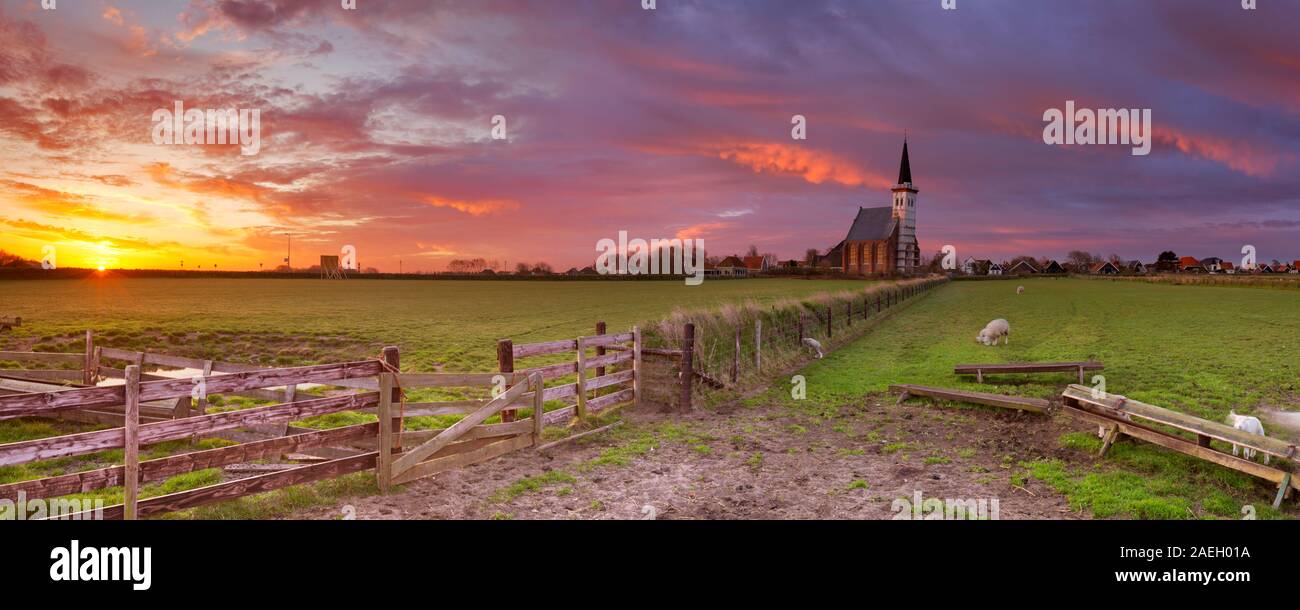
[292,392,1089,521]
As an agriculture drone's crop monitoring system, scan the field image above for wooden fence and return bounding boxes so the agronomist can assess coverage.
[0,322,646,519]
[497,324,641,425]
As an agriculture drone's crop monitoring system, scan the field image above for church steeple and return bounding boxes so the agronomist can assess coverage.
[890,137,919,274]
[897,138,912,185]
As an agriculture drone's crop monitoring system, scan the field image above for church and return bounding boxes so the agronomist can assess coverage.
[831,140,922,274]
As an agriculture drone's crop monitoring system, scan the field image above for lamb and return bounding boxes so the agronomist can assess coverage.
[1228,410,1269,465]
[976,319,1010,346]
[1016,285,1025,294]
[802,337,824,359]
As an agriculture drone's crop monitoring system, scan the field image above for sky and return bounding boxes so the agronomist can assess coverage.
[1,0,1298,272]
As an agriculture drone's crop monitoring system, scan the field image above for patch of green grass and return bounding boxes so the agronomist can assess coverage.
[1026,450,1289,520]
[746,452,763,471]
[846,479,870,490]
[490,469,577,503]
[161,472,379,520]
[578,422,703,470]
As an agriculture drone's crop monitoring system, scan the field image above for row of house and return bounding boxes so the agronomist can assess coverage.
[960,257,1147,276]
[960,254,1300,277]
[1171,256,1300,274]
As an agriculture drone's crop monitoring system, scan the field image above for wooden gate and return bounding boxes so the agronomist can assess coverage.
[377,371,544,489]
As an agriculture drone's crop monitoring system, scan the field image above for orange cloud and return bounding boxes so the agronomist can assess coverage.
[675,222,731,240]
[715,141,892,189]
[0,179,156,224]
[1155,127,1289,178]
[418,195,519,216]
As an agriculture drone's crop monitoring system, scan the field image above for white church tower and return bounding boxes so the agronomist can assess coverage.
[891,139,920,273]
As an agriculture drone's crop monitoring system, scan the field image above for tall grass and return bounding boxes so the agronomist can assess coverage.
[638,276,949,407]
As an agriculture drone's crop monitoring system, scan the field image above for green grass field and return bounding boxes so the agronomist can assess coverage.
[0,277,877,370]
[782,277,1299,519]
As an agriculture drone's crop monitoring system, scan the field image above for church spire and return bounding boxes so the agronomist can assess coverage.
[897,138,912,185]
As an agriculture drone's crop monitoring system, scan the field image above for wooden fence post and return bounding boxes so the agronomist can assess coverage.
[632,326,642,407]
[577,335,592,421]
[679,323,695,412]
[846,302,852,328]
[195,359,213,416]
[497,339,515,423]
[378,345,400,493]
[382,345,400,400]
[531,373,545,446]
[876,296,881,313]
[83,330,95,386]
[594,321,607,378]
[376,371,393,494]
[731,325,740,384]
[797,314,805,341]
[123,365,140,520]
[826,305,833,338]
[754,319,762,371]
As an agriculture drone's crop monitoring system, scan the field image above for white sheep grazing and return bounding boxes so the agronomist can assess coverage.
[976,319,1010,346]
[802,337,824,359]
[1228,410,1269,464]
[1016,285,1025,294]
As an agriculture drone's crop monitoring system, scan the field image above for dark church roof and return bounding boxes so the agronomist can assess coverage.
[897,139,912,184]
[843,206,897,242]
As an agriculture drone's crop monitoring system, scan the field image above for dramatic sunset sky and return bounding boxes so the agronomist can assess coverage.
[1,0,1298,272]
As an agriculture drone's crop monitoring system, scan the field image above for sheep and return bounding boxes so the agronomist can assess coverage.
[802,337,824,359]
[1016,285,1025,294]
[976,319,1010,346]
[1227,410,1269,465]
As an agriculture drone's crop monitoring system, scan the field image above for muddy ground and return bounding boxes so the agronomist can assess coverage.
[293,393,1091,520]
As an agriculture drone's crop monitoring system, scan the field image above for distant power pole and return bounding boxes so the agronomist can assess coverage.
[278,231,295,269]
